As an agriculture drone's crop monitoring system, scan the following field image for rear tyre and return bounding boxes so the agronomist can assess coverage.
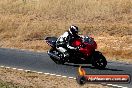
[92,51,107,69]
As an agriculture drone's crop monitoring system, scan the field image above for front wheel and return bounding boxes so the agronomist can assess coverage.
[92,51,107,69]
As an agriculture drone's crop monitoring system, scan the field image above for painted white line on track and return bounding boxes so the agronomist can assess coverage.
[68,77,74,79]
[112,84,120,87]
[25,70,31,72]
[0,66,4,68]
[32,71,38,73]
[5,67,10,69]
[116,86,127,88]
[55,75,62,77]
[37,72,43,74]
[62,76,67,78]
[17,69,23,71]
[50,74,56,76]
[0,65,129,88]
[106,84,128,88]
[44,73,50,75]
[107,84,113,86]
[12,68,17,70]
[73,78,76,80]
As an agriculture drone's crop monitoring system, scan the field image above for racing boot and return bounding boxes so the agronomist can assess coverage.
[63,51,69,62]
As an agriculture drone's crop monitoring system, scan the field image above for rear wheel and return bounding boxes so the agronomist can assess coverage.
[92,51,107,69]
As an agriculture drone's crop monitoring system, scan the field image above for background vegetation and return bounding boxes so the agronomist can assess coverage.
[0,0,131,61]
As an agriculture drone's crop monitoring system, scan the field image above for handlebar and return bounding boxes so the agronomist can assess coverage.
[76,43,86,51]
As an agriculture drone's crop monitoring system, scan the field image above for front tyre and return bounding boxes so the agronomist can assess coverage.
[92,51,107,69]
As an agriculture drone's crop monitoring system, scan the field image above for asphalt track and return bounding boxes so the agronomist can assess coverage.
[0,48,131,88]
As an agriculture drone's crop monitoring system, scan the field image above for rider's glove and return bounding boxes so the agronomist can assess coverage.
[75,46,80,51]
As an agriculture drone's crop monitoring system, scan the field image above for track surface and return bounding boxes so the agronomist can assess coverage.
[0,48,131,88]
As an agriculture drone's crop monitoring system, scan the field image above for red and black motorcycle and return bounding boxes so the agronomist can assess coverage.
[45,35,107,69]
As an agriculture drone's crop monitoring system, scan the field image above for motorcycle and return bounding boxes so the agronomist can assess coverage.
[45,35,107,69]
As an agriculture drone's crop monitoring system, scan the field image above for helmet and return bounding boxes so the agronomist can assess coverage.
[69,25,79,35]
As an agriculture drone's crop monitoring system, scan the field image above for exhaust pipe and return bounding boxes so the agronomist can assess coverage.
[47,51,60,60]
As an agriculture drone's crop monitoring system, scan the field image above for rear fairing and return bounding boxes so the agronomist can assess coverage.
[45,37,57,47]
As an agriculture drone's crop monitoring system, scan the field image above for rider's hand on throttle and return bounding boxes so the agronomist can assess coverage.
[76,46,80,51]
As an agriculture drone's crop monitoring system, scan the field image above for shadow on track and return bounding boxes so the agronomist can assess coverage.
[64,63,123,71]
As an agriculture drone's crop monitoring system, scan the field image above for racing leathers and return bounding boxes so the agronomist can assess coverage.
[56,31,80,58]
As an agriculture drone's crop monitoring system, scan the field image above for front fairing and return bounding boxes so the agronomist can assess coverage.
[79,41,97,56]
[79,36,97,56]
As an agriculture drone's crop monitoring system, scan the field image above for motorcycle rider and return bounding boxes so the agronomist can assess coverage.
[56,25,81,58]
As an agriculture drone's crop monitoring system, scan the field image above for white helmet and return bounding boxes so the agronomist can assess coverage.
[69,25,79,35]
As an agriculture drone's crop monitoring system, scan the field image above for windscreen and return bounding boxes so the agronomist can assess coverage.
[83,36,94,44]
